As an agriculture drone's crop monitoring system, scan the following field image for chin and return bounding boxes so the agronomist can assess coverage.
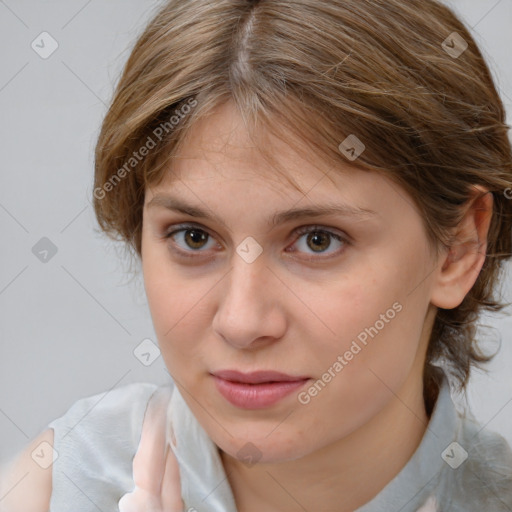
[213,423,316,465]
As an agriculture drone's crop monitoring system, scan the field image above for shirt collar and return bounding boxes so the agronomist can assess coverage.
[356,372,458,511]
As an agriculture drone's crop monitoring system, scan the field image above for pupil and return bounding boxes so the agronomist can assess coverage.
[309,232,329,252]
[186,229,207,248]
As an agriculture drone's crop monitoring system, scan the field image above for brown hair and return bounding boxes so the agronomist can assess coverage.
[93,0,512,415]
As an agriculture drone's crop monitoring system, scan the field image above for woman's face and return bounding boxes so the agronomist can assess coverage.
[141,100,440,464]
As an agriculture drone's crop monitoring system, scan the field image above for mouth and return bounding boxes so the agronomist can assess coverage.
[210,370,311,409]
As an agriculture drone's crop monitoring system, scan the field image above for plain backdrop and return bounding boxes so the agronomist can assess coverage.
[0,0,511,463]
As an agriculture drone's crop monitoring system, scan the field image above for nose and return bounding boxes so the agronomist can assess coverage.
[211,252,287,350]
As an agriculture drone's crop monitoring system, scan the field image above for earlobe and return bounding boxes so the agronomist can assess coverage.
[430,186,493,310]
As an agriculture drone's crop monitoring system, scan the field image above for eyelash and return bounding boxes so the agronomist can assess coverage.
[162,222,349,262]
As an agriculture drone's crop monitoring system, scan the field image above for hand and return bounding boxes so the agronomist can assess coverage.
[118,386,185,512]
[118,444,185,512]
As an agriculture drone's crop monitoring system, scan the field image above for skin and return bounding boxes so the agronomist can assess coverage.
[141,99,492,512]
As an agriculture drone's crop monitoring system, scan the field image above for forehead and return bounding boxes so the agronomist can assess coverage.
[150,100,363,198]
[143,99,420,232]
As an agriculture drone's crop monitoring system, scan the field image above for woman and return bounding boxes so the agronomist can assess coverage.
[2,0,512,510]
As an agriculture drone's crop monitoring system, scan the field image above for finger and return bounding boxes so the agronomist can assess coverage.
[160,442,186,512]
[132,386,173,495]
[118,486,162,512]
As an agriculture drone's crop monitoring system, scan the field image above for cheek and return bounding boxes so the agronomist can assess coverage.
[302,254,429,389]
[141,230,216,386]
[289,303,426,454]
[296,267,402,358]
[141,246,220,370]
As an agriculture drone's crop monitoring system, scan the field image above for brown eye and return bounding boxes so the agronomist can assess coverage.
[305,232,332,252]
[164,224,218,257]
[182,229,209,250]
[287,225,348,260]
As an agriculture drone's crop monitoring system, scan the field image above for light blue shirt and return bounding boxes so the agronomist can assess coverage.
[47,372,512,511]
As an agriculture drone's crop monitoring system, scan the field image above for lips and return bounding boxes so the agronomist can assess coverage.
[212,369,310,384]
[211,369,310,409]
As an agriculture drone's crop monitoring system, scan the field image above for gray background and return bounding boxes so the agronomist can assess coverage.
[0,0,511,463]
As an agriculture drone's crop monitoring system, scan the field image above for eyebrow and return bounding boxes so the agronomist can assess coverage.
[146,194,377,227]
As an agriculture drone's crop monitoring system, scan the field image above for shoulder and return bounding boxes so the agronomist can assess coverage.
[0,428,55,512]
[463,420,512,494]
[48,381,164,510]
[48,381,161,443]
[0,382,164,512]
[442,414,512,510]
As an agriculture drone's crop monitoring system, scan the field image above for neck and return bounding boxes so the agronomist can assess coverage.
[220,370,429,512]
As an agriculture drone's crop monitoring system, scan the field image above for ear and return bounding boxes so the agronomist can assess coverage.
[430,185,493,310]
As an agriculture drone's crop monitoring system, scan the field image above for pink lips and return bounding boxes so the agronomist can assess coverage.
[211,370,310,409]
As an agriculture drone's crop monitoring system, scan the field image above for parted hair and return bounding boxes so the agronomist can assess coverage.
[93,0,512,415]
